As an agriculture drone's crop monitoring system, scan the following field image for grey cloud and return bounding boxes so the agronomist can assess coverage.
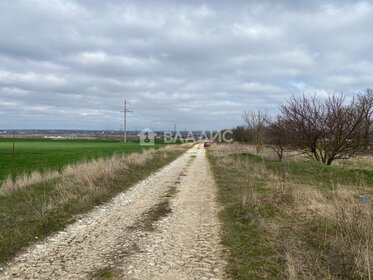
[0,0,373,130]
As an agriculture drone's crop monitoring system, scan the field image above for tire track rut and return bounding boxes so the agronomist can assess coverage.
[1,144,227,279]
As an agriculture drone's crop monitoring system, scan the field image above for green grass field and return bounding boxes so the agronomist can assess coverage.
[0,144,187,264]
[0,138,165,183]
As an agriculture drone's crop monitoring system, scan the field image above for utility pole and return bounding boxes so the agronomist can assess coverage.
[124,100,127,143]
[174,123,176,136]
[121,99,132,143]
[12,131,15,182]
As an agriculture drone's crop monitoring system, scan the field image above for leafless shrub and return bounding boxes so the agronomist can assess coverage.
[242,110,269,153]
[265,116,289,161]
[280,89,373,165]
[232,125,252,143]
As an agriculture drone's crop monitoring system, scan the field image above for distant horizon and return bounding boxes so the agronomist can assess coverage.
[0,128,226,132]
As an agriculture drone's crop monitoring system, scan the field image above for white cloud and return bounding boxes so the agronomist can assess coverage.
[0,0,372,130]
[240,82,282,93]
[232,24,280,39]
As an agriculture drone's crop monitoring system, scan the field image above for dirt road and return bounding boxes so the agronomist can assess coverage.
[1,144,227,279]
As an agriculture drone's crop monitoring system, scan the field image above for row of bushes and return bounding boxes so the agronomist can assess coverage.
[232,89,373,165]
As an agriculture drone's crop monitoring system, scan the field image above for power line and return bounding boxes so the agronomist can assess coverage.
[121,99,133,143]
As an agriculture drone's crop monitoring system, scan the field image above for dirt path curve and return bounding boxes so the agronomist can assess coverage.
[1,144,227,280]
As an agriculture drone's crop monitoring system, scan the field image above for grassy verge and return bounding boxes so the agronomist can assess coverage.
[208,144,373,279]
[235,152,373,188]
[0,138,167,183]
[0,145,188,264]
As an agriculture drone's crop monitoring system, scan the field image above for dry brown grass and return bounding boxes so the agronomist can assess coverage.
[334,154,373,170]
[252,143,373,168]
[0,143,190,264]
[230,143,306,162]
[0,144,188,196]
[209,143,373,279]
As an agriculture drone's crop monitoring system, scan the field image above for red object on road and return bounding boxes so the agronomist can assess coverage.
[204,142,212,147]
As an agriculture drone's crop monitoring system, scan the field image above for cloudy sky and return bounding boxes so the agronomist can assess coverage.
[0,0,373,130]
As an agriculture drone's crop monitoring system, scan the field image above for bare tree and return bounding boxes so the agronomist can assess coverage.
[280,89,373,165]
[243,110,268,153]
[265,116,289,161]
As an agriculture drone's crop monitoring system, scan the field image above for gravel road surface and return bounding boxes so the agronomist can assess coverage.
[1,144,227,279]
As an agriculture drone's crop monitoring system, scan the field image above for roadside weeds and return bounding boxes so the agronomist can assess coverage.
[208,143,373,279]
